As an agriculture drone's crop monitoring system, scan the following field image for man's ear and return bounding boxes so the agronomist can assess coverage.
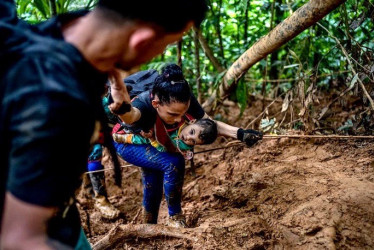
[151,99,159,109]
[128,27,157,51]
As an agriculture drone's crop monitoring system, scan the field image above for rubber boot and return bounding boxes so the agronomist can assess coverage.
[167,213,187,228]
[94,194,120,220]
[142,207,158,224]
[89,172,120,219]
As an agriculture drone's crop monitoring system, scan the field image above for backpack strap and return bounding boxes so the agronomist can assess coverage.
[112,123,126,135]
[184,113,195,122]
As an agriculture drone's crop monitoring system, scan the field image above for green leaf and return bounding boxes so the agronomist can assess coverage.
[32,0,50,19]
[17,0,30,15]
[236,79,248,116]
[213,70,227,88]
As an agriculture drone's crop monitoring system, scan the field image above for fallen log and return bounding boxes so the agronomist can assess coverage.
[92,224,199,250]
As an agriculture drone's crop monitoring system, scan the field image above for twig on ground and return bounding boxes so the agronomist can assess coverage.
[317,83,357,120]
[263,134,374,139]
[131,208,142,224]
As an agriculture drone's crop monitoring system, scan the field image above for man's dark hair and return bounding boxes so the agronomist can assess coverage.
[97,0,208,33]
[195,118,217,144]
[152,64,191,105]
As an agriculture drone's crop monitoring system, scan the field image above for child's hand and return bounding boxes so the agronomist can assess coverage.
[140,130,154,139]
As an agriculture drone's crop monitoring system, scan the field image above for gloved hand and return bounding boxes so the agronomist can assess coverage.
[108,69,133,115]
[107,85,133,115]
[237,128,263,147]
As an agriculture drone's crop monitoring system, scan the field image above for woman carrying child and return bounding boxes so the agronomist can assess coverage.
[110,64,262,227]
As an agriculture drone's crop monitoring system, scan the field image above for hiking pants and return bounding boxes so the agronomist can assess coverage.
[114,143,185,222]
[87,144,107,197]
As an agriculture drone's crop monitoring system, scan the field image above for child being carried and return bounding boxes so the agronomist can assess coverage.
[113,118,217,159]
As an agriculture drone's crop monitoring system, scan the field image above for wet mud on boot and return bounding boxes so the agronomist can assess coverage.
[94,194,120,220]
[167,213,187,228]
[90,172,120,220]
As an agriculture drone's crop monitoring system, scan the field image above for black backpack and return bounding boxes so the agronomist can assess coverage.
[124,69,159,99]
[106,69,159,124]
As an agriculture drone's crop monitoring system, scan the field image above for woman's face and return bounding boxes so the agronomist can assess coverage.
[153,99,190,125]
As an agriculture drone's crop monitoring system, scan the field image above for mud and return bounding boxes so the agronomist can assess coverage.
[77,103,374,249]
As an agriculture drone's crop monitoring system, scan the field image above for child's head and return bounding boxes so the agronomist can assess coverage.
[179,118,217,146]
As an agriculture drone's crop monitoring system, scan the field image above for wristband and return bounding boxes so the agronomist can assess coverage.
[112,102,132,115]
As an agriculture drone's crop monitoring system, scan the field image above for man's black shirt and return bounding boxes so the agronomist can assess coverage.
[0,11,107,247]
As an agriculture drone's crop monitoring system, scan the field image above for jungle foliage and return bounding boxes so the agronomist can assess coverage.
[16,0,374,134]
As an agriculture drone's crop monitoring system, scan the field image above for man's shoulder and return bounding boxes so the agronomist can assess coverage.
[24,39,83,70]
[3,41,81,89]
[4,50,80,94]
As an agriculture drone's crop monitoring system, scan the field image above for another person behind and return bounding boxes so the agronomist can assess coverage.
[113,118,217,159]
[110,64,262,228]
[86,92,121,220]
[0,1,207,249]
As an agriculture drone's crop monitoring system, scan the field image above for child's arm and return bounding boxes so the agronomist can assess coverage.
[202,114,262,147]
[112,133,167,152]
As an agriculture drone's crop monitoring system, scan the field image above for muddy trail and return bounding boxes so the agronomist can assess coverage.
[77,103,374,249]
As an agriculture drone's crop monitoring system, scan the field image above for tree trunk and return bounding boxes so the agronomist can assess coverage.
[262,0,277,110]
[193,26,225,73]
[216,0,225,66]
[208,0,226,66]
[243,0,250,46]
[202,0,347,112]
[269,0,281,98]
[193,29,202,103]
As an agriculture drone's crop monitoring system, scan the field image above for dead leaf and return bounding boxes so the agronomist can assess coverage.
[281,92,290,113]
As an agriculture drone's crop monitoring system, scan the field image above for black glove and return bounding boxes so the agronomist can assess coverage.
[107,85,133,102]
[107,85,133,115]
[111,102,132,115]
[237,128,263,147]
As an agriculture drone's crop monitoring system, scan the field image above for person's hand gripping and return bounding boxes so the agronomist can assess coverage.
[108,69,132,115]
[237,128,263,147]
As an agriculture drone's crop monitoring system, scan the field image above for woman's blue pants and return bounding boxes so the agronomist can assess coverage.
[114,143,185,223]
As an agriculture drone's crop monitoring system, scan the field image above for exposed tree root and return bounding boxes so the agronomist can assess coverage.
[92,224,199,250]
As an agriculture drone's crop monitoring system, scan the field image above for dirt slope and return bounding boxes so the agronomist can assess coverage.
[78,133,374,249]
